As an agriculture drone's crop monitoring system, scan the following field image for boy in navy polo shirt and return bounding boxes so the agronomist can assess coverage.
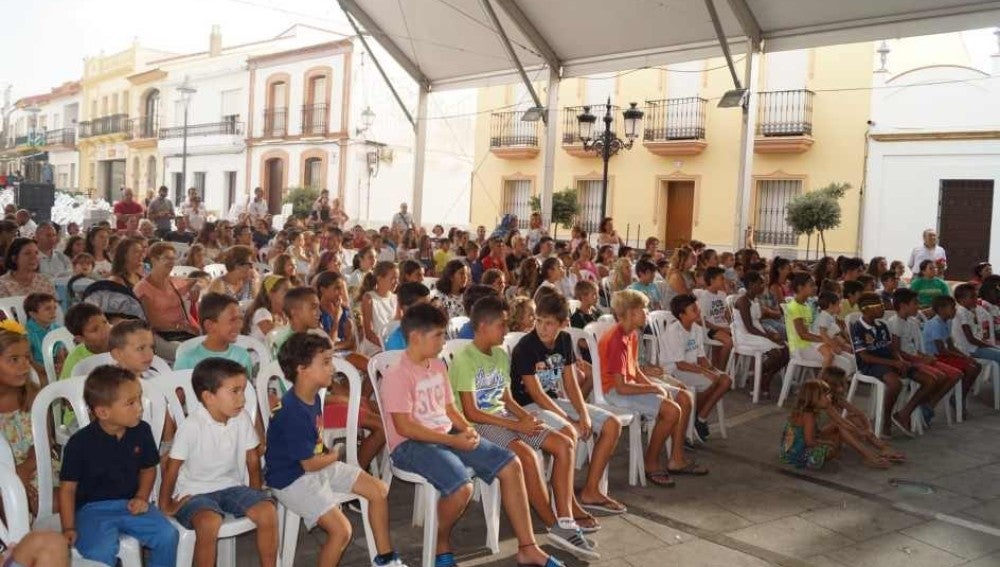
[58,365,178,567]
[850,293,934,438]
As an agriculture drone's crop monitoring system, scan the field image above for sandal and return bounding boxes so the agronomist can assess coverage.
[644,470,676,487]
[574,514,601,533]
[517,556,565,567]
[864,456,892,469]
[579,496,627,515]
[891,414,916,438]
[667,461,709,476]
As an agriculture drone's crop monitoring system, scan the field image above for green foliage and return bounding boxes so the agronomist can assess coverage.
[784,182,850,258]
[282,186,320,218]
[529,188,580,229]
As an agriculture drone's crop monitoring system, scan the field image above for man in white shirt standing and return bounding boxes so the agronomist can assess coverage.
[247,187,270,224]
[391,202,414,232]
[35,221,72,277]
[908,228,948,275]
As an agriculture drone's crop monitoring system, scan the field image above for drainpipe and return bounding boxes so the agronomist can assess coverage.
[856,123,872,257]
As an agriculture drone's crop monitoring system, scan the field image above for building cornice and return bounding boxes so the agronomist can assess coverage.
[870,130,1000,142]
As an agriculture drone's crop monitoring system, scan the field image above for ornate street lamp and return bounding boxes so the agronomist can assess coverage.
[356,105,375,135]
[575,98,643,223]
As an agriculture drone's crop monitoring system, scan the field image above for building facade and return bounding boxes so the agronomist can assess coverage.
[1,81,81,190]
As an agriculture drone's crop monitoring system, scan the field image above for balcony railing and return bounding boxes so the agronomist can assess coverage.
[301,104,328,136]
[159,119,244,139]
[757,90,814,137]
[643,97,707,141]
[13,135,29,146]
[262,108,287,138]
[78,114,129,138]
[45,128,76,146]
[561,105,622,144]
[128,117,159,139]
[489,111,540,148]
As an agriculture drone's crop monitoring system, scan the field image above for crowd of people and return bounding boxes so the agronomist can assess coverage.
[0,187,996,567]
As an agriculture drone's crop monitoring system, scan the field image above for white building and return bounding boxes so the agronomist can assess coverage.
[1,81,81,190]
[861,29,1000,278]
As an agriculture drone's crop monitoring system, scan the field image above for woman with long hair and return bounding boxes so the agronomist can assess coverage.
[62,235,85,260]
[596,217,624,250]
[207,245,260,301]
[108,237,146,290]
[85,226,112,277]
[433,259,470,317]
[195,221,222,261]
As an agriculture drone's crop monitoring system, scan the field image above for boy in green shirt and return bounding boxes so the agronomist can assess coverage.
[60,303,110,379]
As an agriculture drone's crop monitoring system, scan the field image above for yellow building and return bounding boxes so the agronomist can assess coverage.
[471,42,876,256]
[78,42,173,201]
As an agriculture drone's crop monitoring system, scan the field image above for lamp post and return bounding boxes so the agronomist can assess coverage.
[576,98,643,224]
[177,76,196,202]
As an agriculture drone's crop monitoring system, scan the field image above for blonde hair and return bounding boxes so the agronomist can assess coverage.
[508,296,536,332]
[610,289,648,318]
[793,380,830,415]
[609,258,633,292]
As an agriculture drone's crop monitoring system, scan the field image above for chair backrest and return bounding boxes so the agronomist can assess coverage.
[254,360,289,432]
[0,296,27,325]
[235,334,273,368]
[147,369,259,431]
[567,299,582,313]
[441,339,472,368]
[204,263,228,279]
[597,313,616,323]
[66,352,115,381]
[332,358,365,468]
[422,277,439,289]
[365,350,403,466]
[0,463,30,544]
[502,331,526,355]
[31,377,90,516]
[170,265,197,278]
[42,327,74,386]
[566,326,607,403]
[0,436,14,470]
[844,311,863,347]
[447,316,470,340]
[141,379,169,447]
[646,310,674,365]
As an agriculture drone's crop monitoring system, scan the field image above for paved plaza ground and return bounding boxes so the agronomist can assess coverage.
[239,386,1000,566]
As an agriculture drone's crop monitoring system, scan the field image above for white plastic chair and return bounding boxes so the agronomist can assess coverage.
[31,377,143,567]
[41,327,75,443]
[776,304,827,408]
[0,462,30,546]
[204,263,227,279]
[567,299,582,313]
[69,352,173,379]
[724,295,780,404]
[501,331,526,354]
[367,351,501,567]
[170,265,198,278]
[440,339,472,368]
[447,316,470,340]
[0,295,27,324]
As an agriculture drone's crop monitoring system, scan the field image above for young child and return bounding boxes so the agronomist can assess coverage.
[570,280,600,329]
[922,296,981,412]
[379,304,562,567]
[663,294,733,441]
[512,294,625,516]
[0,326,47,516]
[720,252,739,294]
[433,238,453,275]
[600,290,706,487]
[24,292,61,379]
[508,297,536,333]
[857,274,877,294]
[812,292,854,370]
[67,253,96,305]
[534,257,566,301]
[693,267,733,368]
[266,333,406,567]
[359,261,399,356]
[888,288,965,426]
[819,368,906,462]
[784,273,853,374]
[243,275,289,345]
[779,380,890,470]
[159,358,278,567]
[271,286,324,353]
[383,282,430,351]
[879,271,899,310]
[451,295,599,557]
[174,293,254,379]
[58,365,179,566]
[627,260,662,310]
[399,259,425,284]
[60,303,110,379]
[952,283,1000,368]
[315,271,360,353]
[839,280,864,318]
[731,271,788,399]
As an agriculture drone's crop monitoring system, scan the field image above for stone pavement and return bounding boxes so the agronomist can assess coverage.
[239,387,1000,566]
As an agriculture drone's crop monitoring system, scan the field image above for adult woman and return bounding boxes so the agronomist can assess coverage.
[195,221,222,262]
[216,221,234,250]
[271,254,300,286]
[85,226,112,277]
[108,237,146,290]
[596,217,624,250]
[433,259,470,318]
[329,197,349,228]
[184,243,207,270]
[909,259,951,310]
[312,189,331,222]
[207,245,259,302]
[134,242,200,361]
[0,238,55,297]
[62,235,85,260]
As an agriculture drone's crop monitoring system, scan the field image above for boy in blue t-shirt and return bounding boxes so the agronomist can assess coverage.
[626,260,662,310]
[175,293,254,377]
[922,295,980,408]
[59,365,178,566]
[24,292,62,377]
[383,282,429,351]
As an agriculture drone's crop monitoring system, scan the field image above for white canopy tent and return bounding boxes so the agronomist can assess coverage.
[339,0,1000,245]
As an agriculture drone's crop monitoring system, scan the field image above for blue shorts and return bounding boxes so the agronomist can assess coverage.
[858,363,916,381]
[174,486,273,529]
[391,437,514,497]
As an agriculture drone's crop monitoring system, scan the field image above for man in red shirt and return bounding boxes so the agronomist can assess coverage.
[113,188,144,231]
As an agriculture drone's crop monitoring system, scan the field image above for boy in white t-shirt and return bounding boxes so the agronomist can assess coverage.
[158,358,279,567]
[693,267,732,368]
[812,292,855,372]
[662,294,732,441]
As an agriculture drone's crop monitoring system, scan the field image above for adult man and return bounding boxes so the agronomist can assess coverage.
[15,209,36,238]
[147,185,175,237]
[180,189,206,232]
[391,202,414,232]
[35,221,71,277]
[908,228,948,275]
[247,187,270,223]
[165,216,196,244]
[113,188,144,230]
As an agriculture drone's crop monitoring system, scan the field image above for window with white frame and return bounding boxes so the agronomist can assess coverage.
[576,179,604,233]
[502,179,533,229]
[753,179,801,246]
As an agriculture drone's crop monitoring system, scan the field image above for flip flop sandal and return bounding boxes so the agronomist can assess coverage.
[574,515,601,533]
[644,470,676,487]
[518,556,566,567]
[435,552,457,567]
[891,415,916,438]
[580,499,627,515]
[667,462,709,476]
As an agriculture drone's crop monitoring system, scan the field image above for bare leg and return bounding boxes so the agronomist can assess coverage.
[695,373,732,421]
[578,416,622,507]
[508,440,557,527]
[435,482,473,554]
[495,459,553,565]
[645,397,679,472]
[191,510,222,567]
[10,531,70,567]
[315,508,352,567]
[351,472,392,554]
[898,370,934,420]
[883,373,903,435]
[358,412,386,471]
[245,500,279,567]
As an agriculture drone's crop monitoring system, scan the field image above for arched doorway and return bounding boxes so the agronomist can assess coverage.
[264,157,284,214]
[142,89,160,138]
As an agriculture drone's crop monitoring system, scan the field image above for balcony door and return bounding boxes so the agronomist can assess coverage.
[305,75,328,135]
[142,89,160,138]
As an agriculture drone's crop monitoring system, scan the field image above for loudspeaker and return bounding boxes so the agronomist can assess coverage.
[17,183,56,224]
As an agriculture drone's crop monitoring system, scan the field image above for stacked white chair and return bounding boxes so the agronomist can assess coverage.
[0,296,27,324]
[776,304,826,407]
[204,263,228,279]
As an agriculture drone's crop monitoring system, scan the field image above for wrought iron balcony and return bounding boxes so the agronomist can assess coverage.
[262,108,287,138]
[561,105,622,145]
[757,90,814,137]
[44,128,76,146]
[644,97,707,141]
[128,117,159,139]
[78,114,130,138]
[13,135,29,146]
[159,119,243,139]
[489,111,540,159]
[301,104,328,136]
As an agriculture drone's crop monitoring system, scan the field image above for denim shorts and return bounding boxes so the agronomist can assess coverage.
[391,437,514,497]
[175,486,273,529]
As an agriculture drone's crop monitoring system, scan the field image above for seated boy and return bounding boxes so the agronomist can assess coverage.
[922,295,981,410]
[383,282,429,351]
[879,272,899,310]
[953,283,1000,368]
[663,294,733,441]
[271,286,326,353]
[266,333,406,567]
[175,293,254,378]
[569,280,600,329]
[159,358,278,567]
[600,290,706,487]
[24,291,62,381]
[693,267,733,368]
[58,365,179,567]
[627,260,662,310]
[109,319,158,379]
[839,280,864,318]
[380,304,563,567]
[60,302,110,379]
[452,296,599,558]
[511,294,624,516]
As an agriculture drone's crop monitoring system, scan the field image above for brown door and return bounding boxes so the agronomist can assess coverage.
[938,179,994,280]
[264,158,284,214]
[664,180,695,249]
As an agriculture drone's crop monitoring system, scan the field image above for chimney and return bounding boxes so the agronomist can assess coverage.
[210,25,222,57]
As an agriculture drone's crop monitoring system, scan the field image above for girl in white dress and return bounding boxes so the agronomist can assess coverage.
[358,261,399,356]
[732,271,789,398]
[242,274,290,344]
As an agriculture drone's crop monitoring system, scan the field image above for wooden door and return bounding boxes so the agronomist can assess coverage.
[265,158,284,214]
[664,180,695,250]
[938,179,994,279]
